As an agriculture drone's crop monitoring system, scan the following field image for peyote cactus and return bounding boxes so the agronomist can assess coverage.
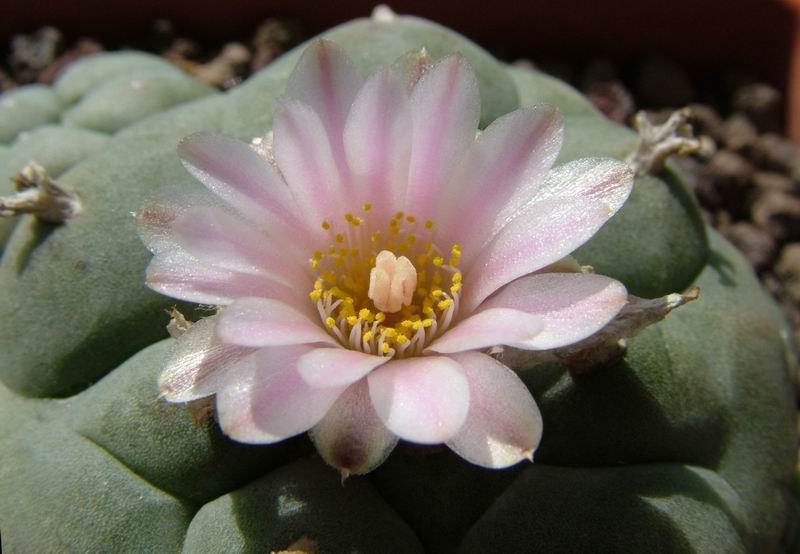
[0,12,797,554]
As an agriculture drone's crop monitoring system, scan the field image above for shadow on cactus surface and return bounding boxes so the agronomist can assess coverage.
[0,12,797,554]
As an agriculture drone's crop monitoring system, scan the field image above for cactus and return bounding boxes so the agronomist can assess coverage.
[0,14,796,553]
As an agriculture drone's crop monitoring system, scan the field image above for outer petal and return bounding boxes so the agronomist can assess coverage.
[273,99,349,226]
[479,272,628,350]
[368,356,469,444]
[445,351,542,468]
[439,106,563,259]
[404,54,480,220]
[462,159,633,312]
[425,308,544,354]
[285,39,362,190]
[343,68,411,221]
[216,297,335,348]
[171,206,308,284]
[216,345,346,443]
[297,348,390,388]
[309,380,398,476]
[178,133,311,244]
[159,315,255,402]
[146,250,305,306]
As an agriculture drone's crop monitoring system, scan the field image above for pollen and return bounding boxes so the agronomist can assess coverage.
[308,204,463,359]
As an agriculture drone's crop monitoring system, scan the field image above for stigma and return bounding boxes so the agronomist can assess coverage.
[308,204,462,358]
[368,251,417,313]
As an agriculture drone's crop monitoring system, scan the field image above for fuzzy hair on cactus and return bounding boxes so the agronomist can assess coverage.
[0,9,796,554]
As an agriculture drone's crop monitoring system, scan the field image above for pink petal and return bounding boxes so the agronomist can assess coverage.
[425,308,544,354]
[479,272,628,350]
[136,191,218,255]
[368,355,469,444]
[297,348,389,388]
[309,380,398,476]
[343,68,411,221]
[178,133,312,244]
[216,345,345,443]
[216,297,335,348]
[171,206,307,284]
[445,352,542,468]
[461,159,633,312]
[273,99,350,226]
[439,106,563,260]
[158,315,255,402]
[285,39,362,191]
[404,54,480,220]
[146,250,305,307]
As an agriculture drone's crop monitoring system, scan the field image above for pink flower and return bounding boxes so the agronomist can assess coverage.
[139,40,634,475]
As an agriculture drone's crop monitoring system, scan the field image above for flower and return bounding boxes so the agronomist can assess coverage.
[138,40,634,475]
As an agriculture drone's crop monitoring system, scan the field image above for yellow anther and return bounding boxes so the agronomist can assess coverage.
[359,308,373,321]
[328,246,337,254]
[322,221,331,230]
[310,259,318,269]
[452,272,462,284]
[423,306,434,316]
[345,213,354,223]
[437,298,453,311]
[451,244,461,255]
[433,256,444,267]
[406,215,416,223]
[362,331,373,342]
[326,317,336,328]
[422,318,433,327]
[309,290,322,301]
[400,320,414,328]
[382,342,391,353]
[347,315,358,326]
[394,211,404,219]
[314,279,324,290]
[412,320,423,331]
[425,220,434,229]
[383,328,397,338]
[396,334,409,345]
[449,257,460,266]
[352,216,362,226]
[335,233,344,243]
[313,250,323,260]
[375,312,386,323]
[363,203,372,212]
[450,283,461,294]
[430,288,444,298]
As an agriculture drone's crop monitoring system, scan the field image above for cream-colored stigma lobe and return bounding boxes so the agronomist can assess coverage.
[368,250,417,313]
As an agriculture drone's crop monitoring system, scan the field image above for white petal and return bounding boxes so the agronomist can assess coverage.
[479,272,628,350]
[285,39,362,188]
[426,308,544,354]
[368,356,469,444]
[146,250,304,306]
[343,68,411,221]
[216,345,345,443]
[273,99,349,225]
[310,380,398,476]
[297,348,389,388]
[461,158,633,312]
[445,352,542,468]
[439,106,563,260]
[158,315,255,402]
[178,133,311,243]
[404,54,479,220]
[171,206,307,284]
[216,297,335,348]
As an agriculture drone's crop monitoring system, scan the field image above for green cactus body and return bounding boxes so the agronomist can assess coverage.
[0,15,795,553]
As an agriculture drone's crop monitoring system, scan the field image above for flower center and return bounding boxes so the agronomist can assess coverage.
[308,204,462,358]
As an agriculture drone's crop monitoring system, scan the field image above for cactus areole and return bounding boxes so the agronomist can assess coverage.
[140,38,635,475]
